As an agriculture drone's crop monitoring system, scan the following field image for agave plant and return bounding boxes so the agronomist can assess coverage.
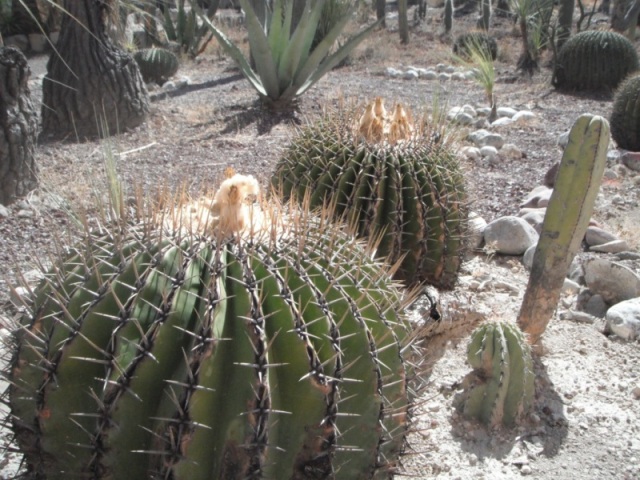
[194,0,379,109]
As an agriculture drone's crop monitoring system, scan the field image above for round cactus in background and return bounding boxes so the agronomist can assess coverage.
[133,47,179,86]
[456,322,535,427]
[453,32,498,61]
[552,30,639,91]
[272,98,468,289]
[610,73,640,151]
[7,173,413,479]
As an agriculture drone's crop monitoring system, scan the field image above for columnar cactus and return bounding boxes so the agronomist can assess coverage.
[610,73,640,151]
[457,322,535,427]
[552,30,639,91]
[477,0,492,30]
[444,0,454,33]
[518,114,609,344]
[7,174,413,479]
[133,47,179,85]
[271,98,468,289]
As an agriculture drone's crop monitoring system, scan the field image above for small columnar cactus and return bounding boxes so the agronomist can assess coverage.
[552,30,639,91]
[271,98,468,289]
[444,0,454,33]
[453,32,498,60]
[133,47,179,85]
[457,322,535,427]
[7,174,413,479]
[610,73,640,151]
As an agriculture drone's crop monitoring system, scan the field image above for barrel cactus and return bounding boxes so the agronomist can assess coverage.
[552,30,639,91]
[453,32,498,61]
[610,73,640,151]
[271,98,468,289]
[7,173,413,479]
[133,47,179,86]
[456,322,535,427]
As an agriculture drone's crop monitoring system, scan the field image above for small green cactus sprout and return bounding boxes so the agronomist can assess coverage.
[552,30,639,91]
[271,98,468,289]
[6,172,413,479]
[610,73,640,151]
[453,32,498,60]
[133,47,179,85]
[457,322,535,427]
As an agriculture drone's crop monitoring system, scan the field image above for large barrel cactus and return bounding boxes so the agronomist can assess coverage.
[133,47,179,86]
[552,30,639,91]
[610,73,640,151]
[271,98,468,289]
[456,322,535,427]
[7,174,413,479]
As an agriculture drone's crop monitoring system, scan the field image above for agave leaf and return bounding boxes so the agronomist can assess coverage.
[267,0,288,60]
[289,18,380,98]
[193,3,267,96]
[238,0,280,99]
[276,0,326,93]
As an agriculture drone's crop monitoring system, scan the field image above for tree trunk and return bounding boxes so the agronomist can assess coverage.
[0,47,38,206]
[376,0,386,27]
[399,0,409,44]
[41,0,149,140]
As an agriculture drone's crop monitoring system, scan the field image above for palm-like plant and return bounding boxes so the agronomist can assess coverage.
[194,0,379,109]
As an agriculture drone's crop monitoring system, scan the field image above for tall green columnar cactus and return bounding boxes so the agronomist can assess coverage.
[552,30,639,91]
[271,99,468,289]
[610,73,640,151]
[477,0,491,30]
[444,0,454,33]
[7,174,413,479]
[556,0,575,48]
[457,322,535,427]
[517,115,609,344]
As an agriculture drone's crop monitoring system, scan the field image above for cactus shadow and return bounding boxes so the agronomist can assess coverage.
[217,100,302,136]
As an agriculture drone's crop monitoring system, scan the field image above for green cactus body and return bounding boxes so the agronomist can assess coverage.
[477,0,492,30]
[552,30,639,91]
[8,206,411,479]
[444,0,454,33]
[133,47,180,86]
[610,73,640,151]
[271,105,468,289]
[453,32,498,61]
[459,322,534,427]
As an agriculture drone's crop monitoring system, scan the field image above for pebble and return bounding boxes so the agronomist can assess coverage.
[480,145,499,161]
[513,110,536,123]
[497,107,517,118]
[500,143,523,160]
[468,129,505,149]
[0,204,9,218]
[589,239,630,254]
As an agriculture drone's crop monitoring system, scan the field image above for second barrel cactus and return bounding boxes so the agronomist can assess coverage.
[7,174,413,479]
[272,98,468,289]
[610,73,640,151]
[134,47,180,85]
[552,30,639,91]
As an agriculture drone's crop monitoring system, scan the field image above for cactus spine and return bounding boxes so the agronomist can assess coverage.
[7,175,412,479]
[457,322,535,427]
[552,30,639,91]
[271,99,468,289]
[610,73,640,151]
[444,0,454,33]
[517,115,609,344]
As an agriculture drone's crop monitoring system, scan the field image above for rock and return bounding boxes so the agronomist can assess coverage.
[621,151,640,172]
[28,33,47,53]
[452,72,466,81]
[385,67,402,78]
[585,226,619,247]
[453,112,475,125]
[521,210,545,233]
[606,298,640,340]
[500,143,523,160]
[497,107,517,118]
[480,145,499,161]
[521,186,552,209]
[462,104,477,116]
[590,240,630,254]
[513,110,536,123]
[460,146,481,161]
[436,63,447,72]
[438,73,451,81]
[445,65,456,74]
[603,168,619,181]
[468,212,487,250]
[403,69,419,80]
[522,244,536,269]
[4,34,29,52]
[476,107,492,117]
[422,70,438,80]
[490,117,514,127]
[583,258,640,304]
[468,129,505,149]
[584,293,608,318]
[563,278,581,294]
[611,194,625,205]
[484,216,540,255]
[544,161,560,187]
[0,204,9,218]
[568,310,598,324]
